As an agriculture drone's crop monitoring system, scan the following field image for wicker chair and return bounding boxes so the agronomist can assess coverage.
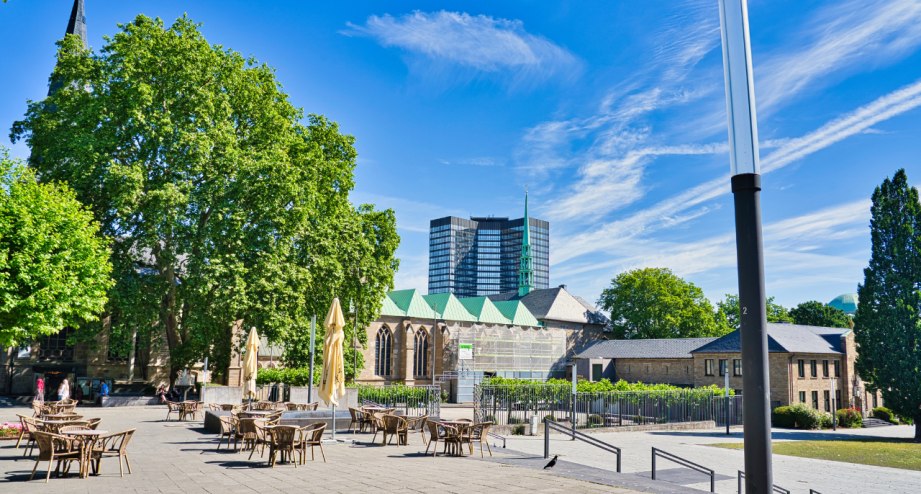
[380,415,408,445]
[267,426,299,467]
[165,401,182,421]
[405,415,428,445]
[219,403,237,411]
[424,421,450,457]
[248,421,271,460]
[91,429,135,477]
[217,416,237,451]
[369,412,387,444]
[235,418,260,452]
[31,402,44,417]
[464,422,493,457]
[298,423,327,463]
[347,407,362,432]
[29,431,81,482]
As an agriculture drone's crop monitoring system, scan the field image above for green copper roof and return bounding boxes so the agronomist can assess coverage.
[380,295,404,317]
[492,300,541,327]
[422,293,478,322]
[828,293,858,315]
[458,297,511,325]
[388,289,438,318]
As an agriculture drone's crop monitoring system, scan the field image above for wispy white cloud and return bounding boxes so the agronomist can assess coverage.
[344,11,580,84]
[756,0,921,114]
[552,78,921,264]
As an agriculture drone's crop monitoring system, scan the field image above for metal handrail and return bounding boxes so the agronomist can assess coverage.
[809,490,823,494]
[544,418,622,472]
[652,447,715,493]
[487,431,506,449]
[737,471,790,494]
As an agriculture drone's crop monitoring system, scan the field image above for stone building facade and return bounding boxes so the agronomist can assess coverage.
[574,323,883,415]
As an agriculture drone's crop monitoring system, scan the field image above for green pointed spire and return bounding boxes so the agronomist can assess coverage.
[518,191,534,296]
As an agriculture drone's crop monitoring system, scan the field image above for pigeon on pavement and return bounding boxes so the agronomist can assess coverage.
[544,455,558,469]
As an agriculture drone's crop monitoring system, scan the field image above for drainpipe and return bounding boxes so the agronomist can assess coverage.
[788,355,794,405]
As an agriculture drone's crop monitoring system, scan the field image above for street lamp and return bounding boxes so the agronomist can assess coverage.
[717,0,773,492]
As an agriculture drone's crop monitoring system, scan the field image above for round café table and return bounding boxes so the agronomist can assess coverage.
[63,430,108,478]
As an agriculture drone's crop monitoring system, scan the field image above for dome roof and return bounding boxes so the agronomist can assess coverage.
[828,293,858,315]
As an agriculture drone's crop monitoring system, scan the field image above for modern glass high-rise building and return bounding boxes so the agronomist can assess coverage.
[428,197,549,297]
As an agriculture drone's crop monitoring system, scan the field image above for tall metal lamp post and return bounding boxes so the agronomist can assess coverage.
[717,0,773,492]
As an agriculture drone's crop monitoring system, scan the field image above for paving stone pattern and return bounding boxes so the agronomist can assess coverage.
[0,405,659,494]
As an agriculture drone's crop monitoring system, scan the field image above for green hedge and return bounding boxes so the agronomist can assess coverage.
[872,406,896,424]
[483,377,732,397]
[255,367,318,386]
[836,408,863,428]
[773,404,837,429]
[356,384,440,405]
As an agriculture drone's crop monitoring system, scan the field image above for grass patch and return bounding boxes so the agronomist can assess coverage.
[710,439,921,471]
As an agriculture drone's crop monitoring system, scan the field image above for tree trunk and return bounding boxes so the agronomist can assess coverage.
[915,413,921,442]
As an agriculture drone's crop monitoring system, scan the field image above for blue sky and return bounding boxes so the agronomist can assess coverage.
[2,1,920,309]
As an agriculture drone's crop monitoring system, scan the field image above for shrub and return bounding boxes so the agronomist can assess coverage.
[587,414,604,427]
[788,403,823,429]
[836,408,863,428]
[872,407,895,424]
[772,406,795,428]
[819,412,834,429]
[511,424,526,435]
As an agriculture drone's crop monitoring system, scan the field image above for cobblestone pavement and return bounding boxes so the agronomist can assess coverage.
[505,424,921,494]
[0,405,664,494]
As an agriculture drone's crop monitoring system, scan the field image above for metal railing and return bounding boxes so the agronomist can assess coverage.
[487,431,506,449]
[475,384,742,429]
[809,490,823,494]
[356,385,440,416]
[544,418,622,473]
[737,471,790,494]
[652,447,715,493]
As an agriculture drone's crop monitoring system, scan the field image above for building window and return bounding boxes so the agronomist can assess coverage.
[705,359,714,376]
[718,359,728,377]
[873,393,878,408]
[797,360,805,378]
[664,365,669,375]
[733,359,742,377]
[810,360,817,378]
[824,390,831,412]
[835,390,841,409]
[38,327,75,361]
[822,360,829,378]
[375,327,392,377]
[592,363,603,382]
[812,391,819,409]
[413,330,428,377]
[834,360,840,377]
[799,391,806,403]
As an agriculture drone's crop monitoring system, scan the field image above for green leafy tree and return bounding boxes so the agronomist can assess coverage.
[789,301,851,328]
[0,151,112,346]
[854,169,921,441]
[11,16,399,381]
[717,294,793,329]
[598,267,728,339]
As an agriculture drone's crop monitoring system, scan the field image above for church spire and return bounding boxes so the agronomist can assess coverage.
[49,0,87,96]
[518,191,534,296]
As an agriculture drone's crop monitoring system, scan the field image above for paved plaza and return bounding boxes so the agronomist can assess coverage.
[0,404,656,494]
[505,424,921,494]
[3,402,918,494]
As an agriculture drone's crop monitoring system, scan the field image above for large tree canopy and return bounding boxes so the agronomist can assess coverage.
[853,169,921,441]
[598,267,729,339]
[11,15,399,380]
[716,294,793,330]
[789,300,851,328]
[0,152,112,347]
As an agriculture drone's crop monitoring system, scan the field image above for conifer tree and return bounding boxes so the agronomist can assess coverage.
[854,169,921,441]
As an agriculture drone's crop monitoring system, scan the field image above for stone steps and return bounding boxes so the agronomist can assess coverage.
[863,417,894,428]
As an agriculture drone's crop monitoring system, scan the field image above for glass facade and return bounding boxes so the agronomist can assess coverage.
[428,215,550,297]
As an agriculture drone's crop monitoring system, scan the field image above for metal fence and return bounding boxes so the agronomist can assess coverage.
[474,384,743,429]
[357,385,441,417]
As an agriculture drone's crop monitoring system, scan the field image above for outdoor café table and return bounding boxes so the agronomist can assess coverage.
[43,413,81,420]
[63,430,108,478]
[436,421,470,456]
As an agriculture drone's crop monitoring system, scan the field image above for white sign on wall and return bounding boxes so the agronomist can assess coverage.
[459,343,473,360]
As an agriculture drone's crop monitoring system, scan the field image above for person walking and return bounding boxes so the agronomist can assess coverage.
[35,377,45,403]
[57,378,70,401]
